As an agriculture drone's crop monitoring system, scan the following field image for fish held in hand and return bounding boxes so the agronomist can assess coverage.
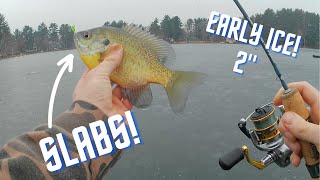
[74,24,206,113]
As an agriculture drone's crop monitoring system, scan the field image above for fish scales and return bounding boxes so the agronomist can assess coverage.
[74,24,206,113]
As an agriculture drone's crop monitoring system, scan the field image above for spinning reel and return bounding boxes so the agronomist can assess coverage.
[219,102,292,170]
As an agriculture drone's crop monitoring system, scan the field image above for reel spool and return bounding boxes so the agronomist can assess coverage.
[251,106,280,142]
[249,104,282,151]
[219,102,292,170]
[238,103,285,151]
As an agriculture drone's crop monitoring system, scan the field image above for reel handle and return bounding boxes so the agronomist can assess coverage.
[282,88,319,179]
[219,148,245,170]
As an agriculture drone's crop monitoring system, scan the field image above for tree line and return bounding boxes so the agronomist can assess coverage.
[250,9,319,49]
[0,8,319,59]
[0,15,74,59]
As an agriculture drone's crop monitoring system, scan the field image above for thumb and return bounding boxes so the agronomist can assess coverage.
[282,112,320,147]
[95,44,123,76]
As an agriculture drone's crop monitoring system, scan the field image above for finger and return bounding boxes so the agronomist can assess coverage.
[76,69,90,85]
[282,112,320,146]
[273,86,284,106]
[122,98,134,110]
[112,96,127,109]
[284,137,301,154]
[279,120,298,142]
[112,86,123,100]
[74,69,90,94]
[290,152,302,167]
[282,130,297,142]
[94,44,123,76]
[273,82,319,117]
[80,69,90,79]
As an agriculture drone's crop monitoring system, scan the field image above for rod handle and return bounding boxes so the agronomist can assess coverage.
[219,147,245,170]
[282,88,319,179]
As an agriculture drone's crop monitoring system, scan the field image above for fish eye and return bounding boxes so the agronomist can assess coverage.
[103,39,110,46]
[83,32,90,39]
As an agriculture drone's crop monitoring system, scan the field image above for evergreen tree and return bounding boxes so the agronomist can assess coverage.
[49,23,59,41]
[160,15,172,41]
[35,22,49,51]
[171,16,183,41]
[21,26,34,51]
[13,29,24,52]
[59,24,74,49]
[49,23,59,50]
[193,18,209,41]
[0,13,11,55]
[185,18,194,41]
[149,18,161,36]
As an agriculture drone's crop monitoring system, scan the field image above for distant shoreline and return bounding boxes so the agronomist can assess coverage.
[0,42,220,60]
[0,48,75,61]
[0,42,318,61]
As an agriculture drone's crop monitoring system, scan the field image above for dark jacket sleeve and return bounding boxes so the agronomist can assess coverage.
[0,102,122,180]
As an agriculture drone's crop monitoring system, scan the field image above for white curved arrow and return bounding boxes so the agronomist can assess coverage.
[48,54,74,128]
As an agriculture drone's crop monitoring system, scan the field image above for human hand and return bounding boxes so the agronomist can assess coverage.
[73,44,133,117]
[273,81,320,167]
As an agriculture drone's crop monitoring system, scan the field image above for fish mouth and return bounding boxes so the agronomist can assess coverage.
[73,36,86,49]
[74,36,107,56]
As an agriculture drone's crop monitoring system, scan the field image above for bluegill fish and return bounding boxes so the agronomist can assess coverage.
[74,24,206,113]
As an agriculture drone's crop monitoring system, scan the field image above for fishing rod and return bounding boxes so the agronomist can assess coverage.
[234,0,289,90]
[218,0,319,179]
[233,0,288,91]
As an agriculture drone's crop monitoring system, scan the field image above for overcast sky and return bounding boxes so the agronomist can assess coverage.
[1,0,319,32]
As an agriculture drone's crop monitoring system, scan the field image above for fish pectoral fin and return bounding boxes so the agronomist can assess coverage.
[121,85,153,109]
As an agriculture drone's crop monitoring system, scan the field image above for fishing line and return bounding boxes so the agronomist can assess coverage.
[192,0,214,44]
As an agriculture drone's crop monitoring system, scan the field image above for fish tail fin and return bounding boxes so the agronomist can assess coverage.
[164,71,207,114]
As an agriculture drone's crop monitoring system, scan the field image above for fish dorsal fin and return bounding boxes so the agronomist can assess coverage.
[122,24,175,66]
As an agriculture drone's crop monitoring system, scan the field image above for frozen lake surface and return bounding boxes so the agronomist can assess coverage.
[0,44,319,180]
